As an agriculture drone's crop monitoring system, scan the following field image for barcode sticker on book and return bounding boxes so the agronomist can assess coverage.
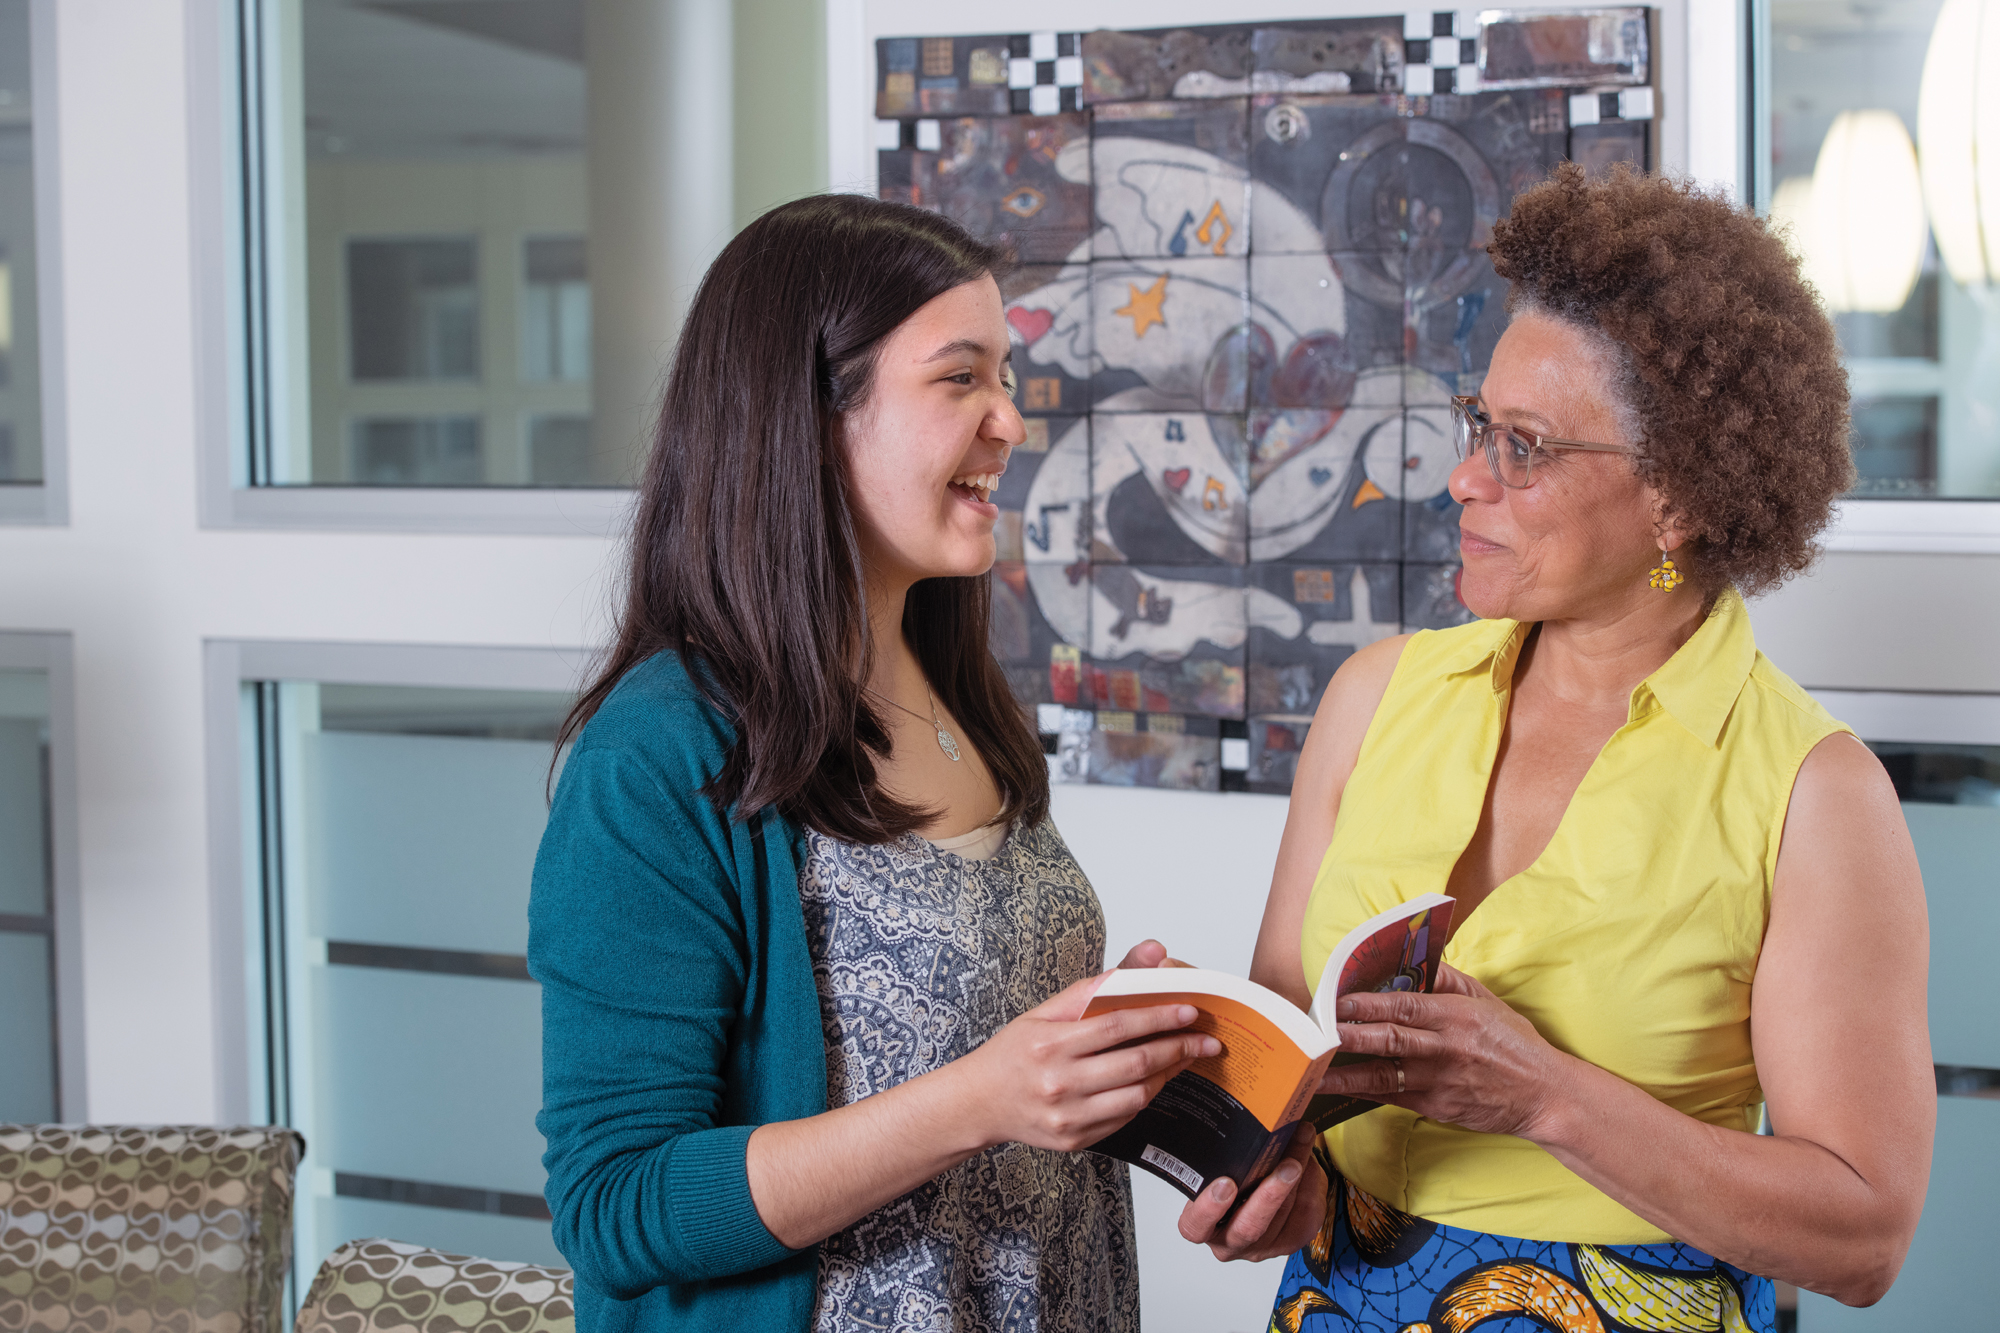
[1140,1144,1203,1193]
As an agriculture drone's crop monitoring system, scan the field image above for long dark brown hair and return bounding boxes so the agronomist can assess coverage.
[556,194,1050,842]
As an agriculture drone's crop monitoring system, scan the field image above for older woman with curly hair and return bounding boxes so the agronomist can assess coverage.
[1172,164,1934,1331]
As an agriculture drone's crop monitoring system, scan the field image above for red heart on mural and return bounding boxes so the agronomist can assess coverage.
[1007,306,1054,344]
[1163,467,1191,493]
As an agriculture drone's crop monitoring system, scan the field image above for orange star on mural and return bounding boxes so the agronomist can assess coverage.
[1115,273,1169,338]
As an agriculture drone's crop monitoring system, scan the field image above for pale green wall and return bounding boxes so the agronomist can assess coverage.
[732,0,828,231]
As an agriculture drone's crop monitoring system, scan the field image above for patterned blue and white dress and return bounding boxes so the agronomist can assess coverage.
[800,818,1140,1333]
[1268,1152,1776,1333]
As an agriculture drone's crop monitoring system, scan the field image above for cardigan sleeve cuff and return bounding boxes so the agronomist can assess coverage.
[666,1123,802,1276]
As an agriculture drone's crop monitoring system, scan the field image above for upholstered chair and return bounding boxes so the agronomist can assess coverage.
[293,1238,574,1333]
[0,1123,306,1333]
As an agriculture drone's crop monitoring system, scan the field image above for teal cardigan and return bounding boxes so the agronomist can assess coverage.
[529,652,826,1331]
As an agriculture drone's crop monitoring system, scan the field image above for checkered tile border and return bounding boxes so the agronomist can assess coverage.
[1400,8,1651,117]
[1007,31,1085,115]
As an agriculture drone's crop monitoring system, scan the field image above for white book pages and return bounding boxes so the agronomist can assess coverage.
[1090,965,1334,1059]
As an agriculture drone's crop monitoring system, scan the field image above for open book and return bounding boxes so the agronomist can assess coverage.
[1082,893,1454,1200]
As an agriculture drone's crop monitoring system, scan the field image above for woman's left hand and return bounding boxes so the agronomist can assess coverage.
[1321,963,1574,1140]
[1176,1121,1325,1262]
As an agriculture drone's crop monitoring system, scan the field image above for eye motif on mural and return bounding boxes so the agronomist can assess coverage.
[880,13,1653,792]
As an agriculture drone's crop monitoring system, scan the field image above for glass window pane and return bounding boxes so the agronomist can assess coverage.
[0,0,41,486]
[1870,740,2000,806]
[348,415,483,486]
[347,239,480,381]
[0,665,54,1122]
[261,0,826,494]
[0,671,49,917]
[0,931,55,1121]
[259,680,571,1275]
[526,414,591,486]
[1834,275,1939,360]
[1866,740,2000,1070]
[521,236,589,384]
[297,0,597,487]
[1767,0,2000,498]
[1849,396,1941,495]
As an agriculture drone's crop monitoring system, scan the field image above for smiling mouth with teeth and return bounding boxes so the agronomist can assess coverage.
[949,472,1001,504]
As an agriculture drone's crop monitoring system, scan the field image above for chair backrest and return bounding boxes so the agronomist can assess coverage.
[0,1122,306,1333]
[294,1239,574,1333]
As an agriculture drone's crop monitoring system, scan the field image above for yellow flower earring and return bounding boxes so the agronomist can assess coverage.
[1648,544,1684,592]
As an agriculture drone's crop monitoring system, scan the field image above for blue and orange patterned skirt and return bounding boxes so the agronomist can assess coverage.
[1267,1158,1775,1333]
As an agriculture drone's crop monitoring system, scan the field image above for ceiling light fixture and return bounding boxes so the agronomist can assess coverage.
[1918,0,2000,286]
[1807,109,1927,313]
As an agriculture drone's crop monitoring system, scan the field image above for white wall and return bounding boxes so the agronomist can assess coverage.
[1054,783,1294,1331]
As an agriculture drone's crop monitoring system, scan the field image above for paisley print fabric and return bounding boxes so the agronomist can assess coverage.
[1268,1163,1775,1333]
[295,1239,574,1333]
[0,1123,304,1333]
[800,819,1140,1333]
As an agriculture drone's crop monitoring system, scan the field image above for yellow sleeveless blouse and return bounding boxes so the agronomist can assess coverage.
[1300,589,1850,1243]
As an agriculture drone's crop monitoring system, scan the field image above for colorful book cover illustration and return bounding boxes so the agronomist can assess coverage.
[1084,893,1454,1199]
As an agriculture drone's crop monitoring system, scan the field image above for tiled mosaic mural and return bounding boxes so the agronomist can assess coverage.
[877,11,1652,793]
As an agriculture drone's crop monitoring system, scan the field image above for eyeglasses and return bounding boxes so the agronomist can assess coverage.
[1450,395,1639,489]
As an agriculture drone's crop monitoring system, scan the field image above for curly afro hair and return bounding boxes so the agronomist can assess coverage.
[1486,162,1853,596]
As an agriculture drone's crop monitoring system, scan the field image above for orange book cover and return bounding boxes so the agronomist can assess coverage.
[1083,894,1453,1199]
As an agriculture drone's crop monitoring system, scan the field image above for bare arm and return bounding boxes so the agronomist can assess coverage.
[1570,732,1933,1297]
[1245,635,1414,1006]
[746,939,1219,1249]
[1179,635,1412,1259]
[1327,733,1934,1305]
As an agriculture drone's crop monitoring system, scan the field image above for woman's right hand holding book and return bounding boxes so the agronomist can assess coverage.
[953,939,1222,1154]
[746,940,1215,1249]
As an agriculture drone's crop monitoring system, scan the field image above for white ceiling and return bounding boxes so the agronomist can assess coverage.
[303,0,585,160]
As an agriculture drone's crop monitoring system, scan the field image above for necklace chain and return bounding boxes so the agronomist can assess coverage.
[865,684,963,762]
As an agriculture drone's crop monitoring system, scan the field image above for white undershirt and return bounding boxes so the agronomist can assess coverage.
[926,816,1010,861]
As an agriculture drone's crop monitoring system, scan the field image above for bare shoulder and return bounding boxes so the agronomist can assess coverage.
[1774,731,1921,922]
[1247,635,1416,1001]
[1786,732,1904,839]
[1316,633,1414,732]
[1293,633,1414,797]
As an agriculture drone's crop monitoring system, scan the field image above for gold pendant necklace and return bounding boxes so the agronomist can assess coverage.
[866,684,962,762]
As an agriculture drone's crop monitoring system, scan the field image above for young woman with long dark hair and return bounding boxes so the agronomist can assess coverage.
[528,195,1252,1333]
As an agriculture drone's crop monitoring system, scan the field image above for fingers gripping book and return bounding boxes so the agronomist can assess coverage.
[1082,894,1455,1200]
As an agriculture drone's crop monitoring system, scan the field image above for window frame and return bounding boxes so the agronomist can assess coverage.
[0,629,84,1116]
[203,637,586,1302]
[208,632,588,1296]
[1823,499,2000,553]
[203,636,589,1124]
[187,0,634,534]
[0,0,72,526]
[1747,0,2000,541]
[1806,687,2000,747]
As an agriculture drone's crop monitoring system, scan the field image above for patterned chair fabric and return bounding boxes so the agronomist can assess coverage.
[294,1239,574,1333]
[0,1123,305,1333]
